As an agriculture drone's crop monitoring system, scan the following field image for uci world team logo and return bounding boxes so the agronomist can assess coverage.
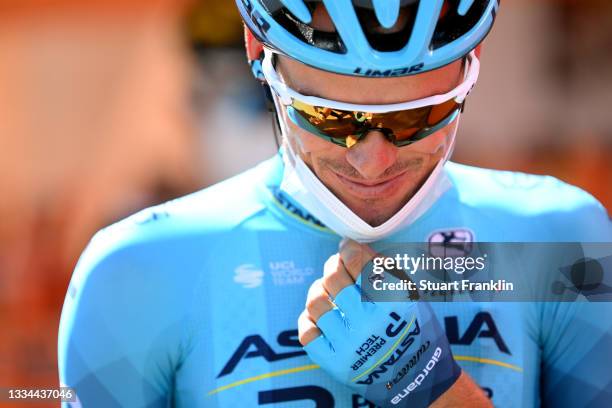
[233,261,314,288]
[268,260,314,286]
[428,228,474,257]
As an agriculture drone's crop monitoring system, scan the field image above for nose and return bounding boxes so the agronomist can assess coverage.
[345,130,398,180]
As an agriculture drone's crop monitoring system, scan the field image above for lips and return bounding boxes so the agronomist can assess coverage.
[331,170,408,199]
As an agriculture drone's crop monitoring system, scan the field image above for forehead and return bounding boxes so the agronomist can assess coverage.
[276,54,464,105]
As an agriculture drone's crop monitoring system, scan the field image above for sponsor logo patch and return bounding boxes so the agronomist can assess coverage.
[428,228,474,257]
[233,264,264,289]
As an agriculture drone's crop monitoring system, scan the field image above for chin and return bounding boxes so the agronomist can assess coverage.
[340,192,409,227]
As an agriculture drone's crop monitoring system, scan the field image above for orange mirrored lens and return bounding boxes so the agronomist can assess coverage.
[292,101,362,138]
[291,98,460,143]
[427,99,459,125]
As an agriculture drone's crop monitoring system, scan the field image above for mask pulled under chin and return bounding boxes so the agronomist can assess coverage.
[279,133,456,243]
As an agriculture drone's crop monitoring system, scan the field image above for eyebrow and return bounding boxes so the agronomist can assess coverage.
[273,53,326,98]
[297,88,324,99]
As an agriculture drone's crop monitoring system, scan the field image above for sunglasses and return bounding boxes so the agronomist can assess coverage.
[262,49,480,148]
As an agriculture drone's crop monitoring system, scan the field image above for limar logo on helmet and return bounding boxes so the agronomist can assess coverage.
[353,63,425,77]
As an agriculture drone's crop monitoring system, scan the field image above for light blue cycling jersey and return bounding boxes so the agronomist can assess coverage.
[58,154,612,407]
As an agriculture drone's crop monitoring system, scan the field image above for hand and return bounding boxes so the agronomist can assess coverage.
[298,239,461,407]
[299,239,374,346]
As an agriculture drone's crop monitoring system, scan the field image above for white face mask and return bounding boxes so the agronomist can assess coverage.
[278,122,458,243]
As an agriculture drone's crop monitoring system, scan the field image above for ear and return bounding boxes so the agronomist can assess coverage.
[244,25,266,81]
[474,44,483,59]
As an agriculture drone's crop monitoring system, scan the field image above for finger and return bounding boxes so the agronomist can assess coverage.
[339,238,378,281]
[322,253,354,298]
[298,310,321,346]
[333,282,366,320]
[316,307,347,345]
[305,278,334,321]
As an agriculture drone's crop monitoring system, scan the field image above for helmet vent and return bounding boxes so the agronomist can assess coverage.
[431,0,489,50]
[355,0,419,52]
[261,0,347,54]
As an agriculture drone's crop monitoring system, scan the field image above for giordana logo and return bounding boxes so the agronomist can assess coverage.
[233,264,264,289]
[391,347,443,405]
[428,228,474,257]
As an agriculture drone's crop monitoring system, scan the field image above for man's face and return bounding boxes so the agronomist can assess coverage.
[276,56,464,227]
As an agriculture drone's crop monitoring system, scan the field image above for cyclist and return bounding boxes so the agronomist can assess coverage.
[59,1,612,407]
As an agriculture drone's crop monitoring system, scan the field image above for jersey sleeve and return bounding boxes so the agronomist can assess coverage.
[540,194,612,407]
[58,227,191,408]
[540,302,612,407]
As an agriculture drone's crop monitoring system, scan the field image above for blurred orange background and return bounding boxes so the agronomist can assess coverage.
[0,0,610,406]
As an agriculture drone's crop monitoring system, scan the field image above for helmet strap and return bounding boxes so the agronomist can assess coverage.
[262,83,282,150]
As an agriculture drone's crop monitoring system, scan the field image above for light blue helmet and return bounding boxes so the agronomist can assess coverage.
[237,0,499,77]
